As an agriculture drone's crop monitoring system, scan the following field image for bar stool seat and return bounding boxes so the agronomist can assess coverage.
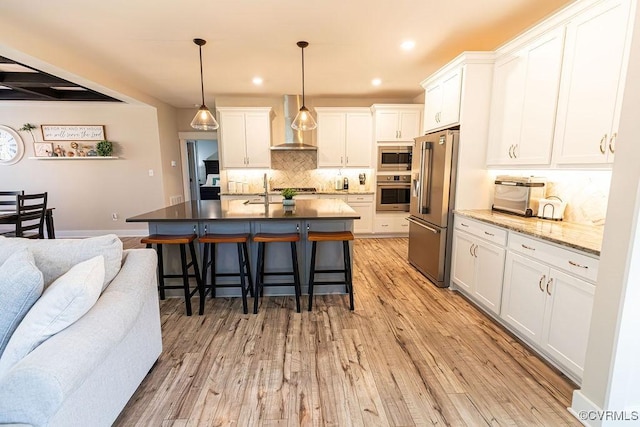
[141,233,203,316]
[199,233,253,314]
[253,232,302,313]
[307,230,355,311]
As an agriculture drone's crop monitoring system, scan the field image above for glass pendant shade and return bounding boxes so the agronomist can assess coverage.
[291,106,317,131]
[191,105,219,130]
[191,38,219,130]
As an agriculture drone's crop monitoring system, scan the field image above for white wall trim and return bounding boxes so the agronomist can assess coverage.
[570,390,603,427]
[55,229,148,238]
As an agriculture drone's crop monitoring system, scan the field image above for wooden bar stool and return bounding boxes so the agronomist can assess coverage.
[141,234,203,316]
[252,233,301,314]
[307,231,355,311]
[199,233,253,315]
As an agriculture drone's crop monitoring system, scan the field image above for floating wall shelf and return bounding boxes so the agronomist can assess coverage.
[28,156,119,160]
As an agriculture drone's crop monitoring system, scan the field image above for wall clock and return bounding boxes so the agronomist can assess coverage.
[0,125,25,165]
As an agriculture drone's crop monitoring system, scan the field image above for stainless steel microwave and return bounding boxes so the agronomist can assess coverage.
[377,145,412,172]
[492,176,545,217]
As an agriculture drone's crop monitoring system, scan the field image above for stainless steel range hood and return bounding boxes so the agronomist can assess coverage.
[270,95,317,151]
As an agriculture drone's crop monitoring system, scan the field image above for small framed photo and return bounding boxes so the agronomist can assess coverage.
[33,142,53,157]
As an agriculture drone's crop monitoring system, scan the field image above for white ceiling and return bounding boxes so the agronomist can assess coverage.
[0,0,574,107]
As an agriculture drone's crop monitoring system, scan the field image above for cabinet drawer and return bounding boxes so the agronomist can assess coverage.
[347,194,374,203]
[454,216,507,246]
[509,233,599,282]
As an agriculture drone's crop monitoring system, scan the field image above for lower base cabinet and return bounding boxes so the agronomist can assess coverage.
[374,213,410,234]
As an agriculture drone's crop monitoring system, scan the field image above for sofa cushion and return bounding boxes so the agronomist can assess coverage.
[0,255,105,378]
[0,234,122,291]
[0,249,44,358]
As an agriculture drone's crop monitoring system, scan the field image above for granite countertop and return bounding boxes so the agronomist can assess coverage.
[219,190,374,196]
[455,209,603,256]
[127,199,360,223]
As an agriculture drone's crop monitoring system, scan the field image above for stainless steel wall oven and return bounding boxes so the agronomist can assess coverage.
[376,174,411,212]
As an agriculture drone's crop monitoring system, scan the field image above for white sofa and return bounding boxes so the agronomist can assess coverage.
[0,236,162,427]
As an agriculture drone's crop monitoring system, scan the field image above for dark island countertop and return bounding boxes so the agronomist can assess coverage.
[127,199,360,223]
[455,209,603,256]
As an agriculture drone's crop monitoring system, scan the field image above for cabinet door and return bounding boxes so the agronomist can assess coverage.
[350,202,373,234]
[345,112,373,167]
[317,112,346,167]
[474,241,506,315]
[219,111,248,168]
[374,111,400,141]
[553,0,632,165]
[438,69,462,128]
[397,110,422,141]
[244,112,271,168]
[501,252,548,343]
[541,268,595,379]
[423,83,443,132]
[451,231,476,293]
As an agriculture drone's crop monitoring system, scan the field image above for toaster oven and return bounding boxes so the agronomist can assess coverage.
[492,176,545,217]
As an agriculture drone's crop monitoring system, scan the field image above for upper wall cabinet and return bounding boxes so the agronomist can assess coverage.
[218,107,272,169]
[552,0,632,165]
[316,108,373,168]
[422,68,463,133]
[486,28,565,166]
[371,104,423,143]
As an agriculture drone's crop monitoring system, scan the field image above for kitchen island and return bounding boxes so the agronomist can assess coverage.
[127,199,360,296]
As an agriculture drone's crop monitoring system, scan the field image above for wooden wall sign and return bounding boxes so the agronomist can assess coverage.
[41,125,105,141]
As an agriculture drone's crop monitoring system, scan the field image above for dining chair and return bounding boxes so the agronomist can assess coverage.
[15,193,48,239]
[0,191,23,236]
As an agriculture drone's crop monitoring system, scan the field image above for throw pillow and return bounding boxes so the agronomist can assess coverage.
[0,249,44,358]
[0,234,122,291]
[0,255,105,378]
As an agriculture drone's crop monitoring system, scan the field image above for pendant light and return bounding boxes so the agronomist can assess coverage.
[190,38,219,130]
[291,41,317,131]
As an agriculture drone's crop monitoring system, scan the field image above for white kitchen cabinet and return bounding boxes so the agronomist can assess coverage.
[316,108,373,168]
[553,0,632,165]
[451,217,506,315]
[486,28,565,166]
[501,232,597,380]
[371,105,423,142]
[421,68,462,133]
[347,194,374,234]
[374,213,409,234]
[218,107,271,169]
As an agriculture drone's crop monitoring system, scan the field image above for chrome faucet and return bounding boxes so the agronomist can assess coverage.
[263,173,269,211]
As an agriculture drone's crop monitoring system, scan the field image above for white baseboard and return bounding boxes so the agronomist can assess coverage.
[570,390,602,427]
[54,229,148,238]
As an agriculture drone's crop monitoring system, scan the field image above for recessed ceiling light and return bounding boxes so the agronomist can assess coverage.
[252,76,263,85]
[401,40,416,51]
[371,78,382,86]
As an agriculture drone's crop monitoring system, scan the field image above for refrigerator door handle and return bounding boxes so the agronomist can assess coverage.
[406,217,440,234]
[420,142,433,214]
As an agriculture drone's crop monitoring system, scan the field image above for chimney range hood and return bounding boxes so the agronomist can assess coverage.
[270,95,317,151]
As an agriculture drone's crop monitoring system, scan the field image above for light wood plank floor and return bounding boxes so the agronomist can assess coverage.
[115,237,579,426]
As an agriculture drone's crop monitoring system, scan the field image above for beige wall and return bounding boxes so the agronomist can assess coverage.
[0,102,165,236]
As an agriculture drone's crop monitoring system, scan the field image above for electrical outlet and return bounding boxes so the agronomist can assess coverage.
[112,213,118,221]
[148,169,154,177]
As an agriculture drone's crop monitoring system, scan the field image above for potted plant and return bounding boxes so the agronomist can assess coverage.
[96,140,113,157]
[280,188,297,206]
[19,123,37,142]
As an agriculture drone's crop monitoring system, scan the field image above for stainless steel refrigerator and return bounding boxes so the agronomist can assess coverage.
[407,129,459,287]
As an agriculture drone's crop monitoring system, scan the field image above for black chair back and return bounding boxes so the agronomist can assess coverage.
[0,191,23,211]
[16,193,48,239]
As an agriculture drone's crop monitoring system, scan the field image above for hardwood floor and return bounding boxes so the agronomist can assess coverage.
[115,237,579,426]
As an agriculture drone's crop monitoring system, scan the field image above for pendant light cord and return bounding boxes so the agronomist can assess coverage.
[199,44,205,106]
[301,45,305,107]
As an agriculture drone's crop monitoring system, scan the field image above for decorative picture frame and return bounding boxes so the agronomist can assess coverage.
[33,142,53,157]
[41,125,105,141]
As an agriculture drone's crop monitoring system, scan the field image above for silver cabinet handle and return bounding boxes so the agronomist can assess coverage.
[469,243,474,257]
[398,130,401,139]
[346,156,349,164]
[513,144,518,158]
[460,222,469,227]
[484,231,494,236]
[609,132,617,154]
[473,244,478,258]
[406,217,440,233]
[600,134,607,154]
[340,156,343,164]
[508,145,514,158]
[569,260,588,269]
[521,244,536,251]
[546,278,553,296]
[539,275,546,292]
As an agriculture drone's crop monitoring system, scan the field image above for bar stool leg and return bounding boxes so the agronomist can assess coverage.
[210,245,217,298]
[290,241,301,313]
[307,241,317,311]
[253,241,265,314]
[201,242,210,314]
[343,240,354,311]
[236,243,249,314]
[179,244,192,316]
[242,242,254,298]
[157,244,166,300]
